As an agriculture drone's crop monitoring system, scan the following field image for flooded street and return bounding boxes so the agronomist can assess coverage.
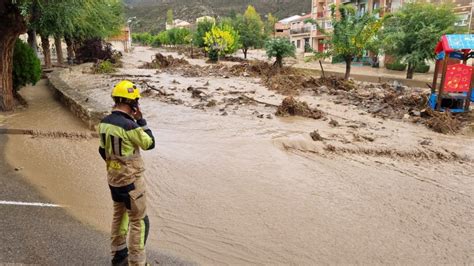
[2,47,473,264]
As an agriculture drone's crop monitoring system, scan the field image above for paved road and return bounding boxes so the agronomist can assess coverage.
[0,134,111,264]
[0,135,191,265]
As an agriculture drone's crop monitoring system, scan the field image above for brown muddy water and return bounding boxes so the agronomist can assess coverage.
[2,71,474,263]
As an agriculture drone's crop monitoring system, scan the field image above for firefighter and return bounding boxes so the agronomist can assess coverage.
[98,80,155,266]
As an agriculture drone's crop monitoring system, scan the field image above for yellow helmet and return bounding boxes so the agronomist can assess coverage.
[111,80,141,100]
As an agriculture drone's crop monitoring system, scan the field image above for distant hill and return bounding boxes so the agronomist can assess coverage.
[125,0,311,33]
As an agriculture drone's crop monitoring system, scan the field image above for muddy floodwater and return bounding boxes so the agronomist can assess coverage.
[3,47,474,264]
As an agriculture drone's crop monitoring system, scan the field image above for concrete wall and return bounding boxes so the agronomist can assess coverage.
[48,65,109,130]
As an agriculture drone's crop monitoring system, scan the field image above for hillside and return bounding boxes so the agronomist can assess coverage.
[125,0,311,33]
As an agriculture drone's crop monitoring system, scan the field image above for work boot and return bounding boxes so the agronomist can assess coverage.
[112,248,129,266]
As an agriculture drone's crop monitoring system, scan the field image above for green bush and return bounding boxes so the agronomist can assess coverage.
[94,60,116,74]
[132,32,154,45]
[208,49,219,62]
[151,36,162,47]
[386,61,407,71]
[13,39,41,92]
[414,63,430,73]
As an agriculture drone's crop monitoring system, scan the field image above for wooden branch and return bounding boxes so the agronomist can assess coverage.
[240,95,279,107]
[109,74,152,78]
[319,60,326,78]
[141,80,170,96]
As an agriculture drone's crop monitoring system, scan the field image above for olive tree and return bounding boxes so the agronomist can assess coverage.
[265,37,296,68]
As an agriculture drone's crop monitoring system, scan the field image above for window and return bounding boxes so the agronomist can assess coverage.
[297,40,301,48]
[277,29,284,33]
[455,13,469,26]
[325,21,332,29]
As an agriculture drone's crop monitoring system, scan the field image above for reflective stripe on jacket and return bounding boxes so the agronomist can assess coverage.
[98,110,155,187]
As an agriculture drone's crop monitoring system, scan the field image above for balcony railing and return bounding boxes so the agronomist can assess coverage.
[290,27,312,34]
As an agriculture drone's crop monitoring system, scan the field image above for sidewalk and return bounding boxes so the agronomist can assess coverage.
[294,60,433,88]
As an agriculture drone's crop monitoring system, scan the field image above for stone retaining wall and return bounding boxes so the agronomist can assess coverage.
[48,65,109,130]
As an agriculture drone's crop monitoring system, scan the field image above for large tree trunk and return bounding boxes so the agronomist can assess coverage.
[54,35,63,65]
[0,1,28,111]
[40,34,52,68]
[64,36,75,62]
[27,29,39,57]
[406,62,414,79]
[0,35,17,111]
[275,55,283,68]
[344,57,352,80]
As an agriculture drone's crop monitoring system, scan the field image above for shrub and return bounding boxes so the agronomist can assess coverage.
[386,61,407,71]
[132,32,154,45]
[13,39,41,92]
[151,36,162,47]
[208,49,219,62]
[414,63,430,73]
[75,38,115,63]
[93,60,117,74]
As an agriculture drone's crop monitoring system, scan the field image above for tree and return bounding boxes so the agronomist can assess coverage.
[204,26,238,62]
[265,13,278,38]
[0,1,29,111]
[0,0,123,111]
[307,5,381,80]
[194,19,214,48]
[13,39,41,92]
[166,9,174,26]
[233,5,265,59]
[382,2,456,79]
[265,37,296,68]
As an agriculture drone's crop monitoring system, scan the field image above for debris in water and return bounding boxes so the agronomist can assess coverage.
[206,100,217,107]
[423,109,462,134]
[0,128,98,140]
[419,139,432,146]
[187,86,208,100]
[310,130,324,141]
[329,119,339,127]
[324,144,336,152]
[141,53,189,69]
[275,97,324,119]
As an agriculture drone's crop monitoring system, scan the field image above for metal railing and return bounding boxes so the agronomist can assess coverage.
[290,27,312,34]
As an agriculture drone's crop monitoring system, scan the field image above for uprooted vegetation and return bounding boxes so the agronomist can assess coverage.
[423,108,463,134]
[141,53,190,69]
[275,96,324,119]
[142,53,321,95]
[139,53,470,134]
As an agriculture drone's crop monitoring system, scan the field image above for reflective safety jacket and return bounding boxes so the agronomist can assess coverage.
[98,110,155,187]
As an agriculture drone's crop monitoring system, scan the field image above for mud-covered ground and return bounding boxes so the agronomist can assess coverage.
[3,46,473,264]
